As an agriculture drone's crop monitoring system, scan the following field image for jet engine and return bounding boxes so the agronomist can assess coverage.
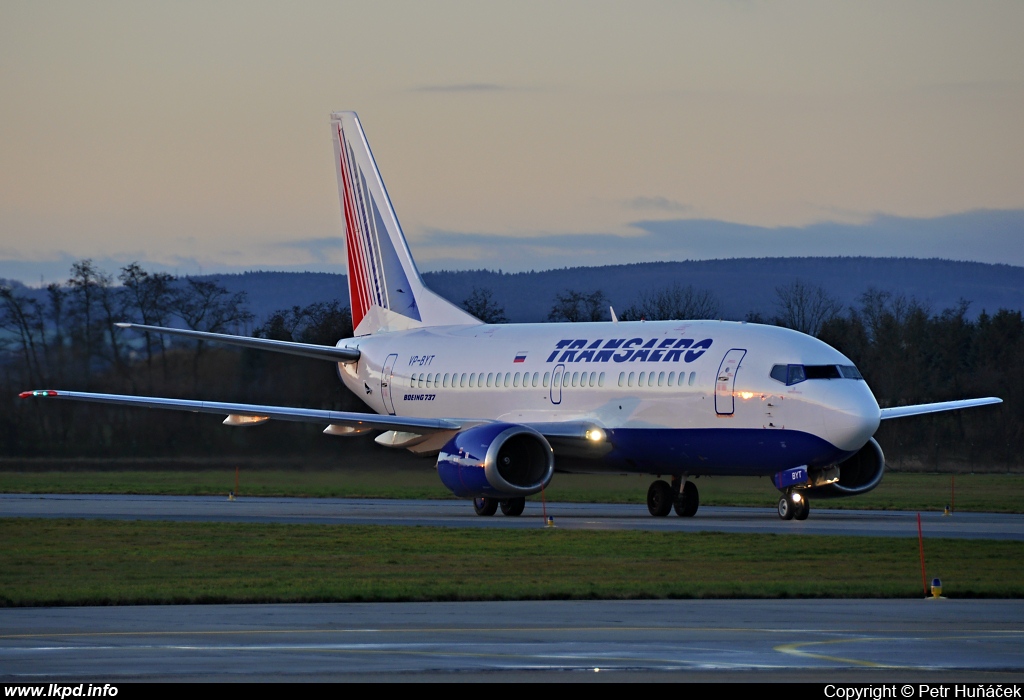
[802,437,885,499]
[436,423,554,498]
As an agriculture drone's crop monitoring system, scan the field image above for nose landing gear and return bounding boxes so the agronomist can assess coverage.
[777,491,809,520]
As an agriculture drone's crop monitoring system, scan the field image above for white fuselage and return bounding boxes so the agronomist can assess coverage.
[337,320,881,477]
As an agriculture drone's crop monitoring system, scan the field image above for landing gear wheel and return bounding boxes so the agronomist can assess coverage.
[777,496,795,521]
[499,497,526,516]
[794,498,810,520]
[647,480,673,517]
[473,497,498,516]
[674,480,699,517]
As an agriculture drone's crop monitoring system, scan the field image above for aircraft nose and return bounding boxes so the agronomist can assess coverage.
[822,386,881,452]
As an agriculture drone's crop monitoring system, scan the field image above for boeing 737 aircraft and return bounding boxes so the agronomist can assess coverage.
[21,112,1002,520]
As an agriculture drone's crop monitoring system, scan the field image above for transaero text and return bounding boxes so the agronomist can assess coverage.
[546,338,713,364]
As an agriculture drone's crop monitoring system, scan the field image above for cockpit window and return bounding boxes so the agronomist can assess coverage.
[770,363,863,386]
[804,365,841,380]
[770,364,805,385]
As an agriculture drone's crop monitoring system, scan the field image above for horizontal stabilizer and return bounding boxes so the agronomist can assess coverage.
[116,322,360,363]
[879,397,1002,420]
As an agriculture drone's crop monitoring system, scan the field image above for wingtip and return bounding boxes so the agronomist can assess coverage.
[19,390,58,398]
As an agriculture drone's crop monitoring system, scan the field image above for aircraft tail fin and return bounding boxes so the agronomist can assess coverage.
[331,112,479,335]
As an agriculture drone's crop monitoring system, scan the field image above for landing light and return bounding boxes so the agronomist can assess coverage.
[585,428,606,442]
[791,493,804,504]
[739,391,755,400]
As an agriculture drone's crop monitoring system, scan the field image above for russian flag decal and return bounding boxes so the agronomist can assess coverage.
[514,351,527,363]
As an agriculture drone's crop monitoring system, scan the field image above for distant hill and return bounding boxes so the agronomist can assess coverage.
[10,258,1020,324]
[199,257,1024,323]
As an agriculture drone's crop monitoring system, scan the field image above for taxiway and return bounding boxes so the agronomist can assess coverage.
[1,600,1022,681]
[2,493,1022,540]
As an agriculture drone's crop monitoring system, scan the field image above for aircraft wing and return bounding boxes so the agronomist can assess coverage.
[879,397,1002,420]
[19,389,462,434]
[116,323,360,363]
[19,389,615,454]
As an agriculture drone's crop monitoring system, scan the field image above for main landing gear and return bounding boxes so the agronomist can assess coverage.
[473,496,526,516]
[647,477,699,517]
[777,491,809,521]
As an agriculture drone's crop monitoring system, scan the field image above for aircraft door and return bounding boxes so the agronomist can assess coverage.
[381,353,398,415]
[549,364,564,405]
[715,348,747,416]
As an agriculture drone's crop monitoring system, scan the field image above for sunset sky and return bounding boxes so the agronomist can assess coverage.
[2,1,1023,283]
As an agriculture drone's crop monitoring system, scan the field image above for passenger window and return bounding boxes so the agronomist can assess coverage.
[503,372,510,387]
[410,374,416,388]
[599,372,606,387]
[688,371,696,386]
[533,372,539,387]
[513,372,520,387]
[658,371,665,387]
[618,372,625,387]
[648,373,655,387]
[668,371,675,387]
[563,372,570,388]
[628,371,635,387]
[638,371,646,386]
[460,373,467,388]
[543,372,550,387]
[486,373,494,388]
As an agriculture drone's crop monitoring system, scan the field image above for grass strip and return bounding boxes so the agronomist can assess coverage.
[1,518,1021,606]
[0,470,1021,513]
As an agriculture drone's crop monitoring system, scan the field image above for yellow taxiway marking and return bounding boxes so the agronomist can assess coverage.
[776,632,1024,669]
[776,638,905,668]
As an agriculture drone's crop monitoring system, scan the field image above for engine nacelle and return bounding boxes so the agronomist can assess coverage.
[801,437,886,499]
[436,423,554,499]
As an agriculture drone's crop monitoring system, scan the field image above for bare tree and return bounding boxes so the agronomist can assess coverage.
[173,279,253,334]
[462,287,509,324]
[0,286,46,386]
[119,263,177,379]
[64,259,132,376]
[172,278,254,388]
[773,280,843,337]
[298,300,352,345]
[621,283,719,321]
[548,289,608,322]
[255,300,352,345]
